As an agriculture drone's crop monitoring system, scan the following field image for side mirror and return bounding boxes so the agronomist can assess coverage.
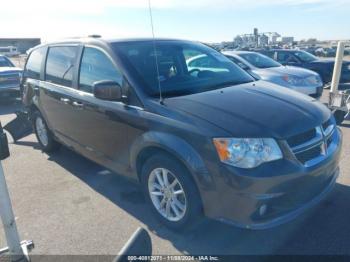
[93,80,122,101]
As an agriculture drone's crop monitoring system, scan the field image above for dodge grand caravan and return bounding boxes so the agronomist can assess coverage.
[22,37,342,229]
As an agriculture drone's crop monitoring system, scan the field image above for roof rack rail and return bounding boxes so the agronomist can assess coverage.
[88,35,102,38]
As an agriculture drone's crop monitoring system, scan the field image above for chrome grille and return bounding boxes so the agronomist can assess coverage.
[287,128,316,148]
[287,118,337,167]
[295,144,322,165]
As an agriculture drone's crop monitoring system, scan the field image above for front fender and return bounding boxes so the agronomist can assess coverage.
[130,131,214,190]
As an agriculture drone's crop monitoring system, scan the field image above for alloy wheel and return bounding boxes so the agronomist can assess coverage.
[148,168,187,222]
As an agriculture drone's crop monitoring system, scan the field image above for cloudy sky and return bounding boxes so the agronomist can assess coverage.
[1,0,349,42]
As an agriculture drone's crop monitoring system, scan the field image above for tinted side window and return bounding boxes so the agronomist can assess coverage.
[45,46,78,87]
[277,52,298,63]
[79,47,123,93]
[25,48,46,79]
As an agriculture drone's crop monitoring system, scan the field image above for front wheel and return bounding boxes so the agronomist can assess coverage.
[141,154,202,229]
[33,111,61,152]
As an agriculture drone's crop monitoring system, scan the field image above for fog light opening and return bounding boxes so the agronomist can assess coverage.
[259,204,267,216]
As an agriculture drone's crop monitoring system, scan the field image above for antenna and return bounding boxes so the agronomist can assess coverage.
[148,0,164,104]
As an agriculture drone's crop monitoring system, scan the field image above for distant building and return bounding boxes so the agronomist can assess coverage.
[234,30,286,48]
[258,34,269,47]
[265,32,281,45]
[234,35,243,47]
[280,37,294,45]
[234,34,257,48]
[0,38,41,54]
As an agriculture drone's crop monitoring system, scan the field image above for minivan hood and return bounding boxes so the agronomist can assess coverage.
[255,65,318,78]
[166,81,330,139]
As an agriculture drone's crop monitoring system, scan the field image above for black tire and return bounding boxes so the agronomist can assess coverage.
[334,110,346,125]
[141,154,202,229]
[32,110,61,152]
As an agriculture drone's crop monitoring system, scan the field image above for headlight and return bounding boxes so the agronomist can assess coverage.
[213,138,282,169]
[306,75,322,85]
[282,75,304,86]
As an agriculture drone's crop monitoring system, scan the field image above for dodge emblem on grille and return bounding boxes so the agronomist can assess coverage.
[320,125,330,155]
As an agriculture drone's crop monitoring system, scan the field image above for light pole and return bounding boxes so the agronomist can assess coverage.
[0,121,33,261]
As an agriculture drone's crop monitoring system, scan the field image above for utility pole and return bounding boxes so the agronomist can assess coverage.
[330,41,345,94]
[0,122,33,261]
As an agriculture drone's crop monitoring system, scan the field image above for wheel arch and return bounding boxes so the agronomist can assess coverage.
[130,131,214,192]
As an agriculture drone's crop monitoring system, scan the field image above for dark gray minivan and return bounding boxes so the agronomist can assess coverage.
[22,37,342,229]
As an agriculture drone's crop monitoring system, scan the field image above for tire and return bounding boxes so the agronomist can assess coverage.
[32,111,61,152]
[334,110,346,125]
[141,154,202,229]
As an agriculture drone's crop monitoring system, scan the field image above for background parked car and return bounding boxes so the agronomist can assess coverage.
[258,49,350,85]
[0,55,22,101]
[222,51,323,99]
[315,47,337,58]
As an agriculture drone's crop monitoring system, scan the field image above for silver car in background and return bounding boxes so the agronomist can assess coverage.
[222,51,323,99]
[0,55,22,101]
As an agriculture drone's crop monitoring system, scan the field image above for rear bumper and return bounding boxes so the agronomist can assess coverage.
[0,86,20,98]
[201,128,342,229]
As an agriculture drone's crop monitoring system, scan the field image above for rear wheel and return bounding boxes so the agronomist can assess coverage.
[141,154,202,229]
[33,111,60,152]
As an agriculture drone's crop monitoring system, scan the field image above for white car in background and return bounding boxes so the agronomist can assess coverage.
[0,46,20,57]
[222,51,324,99]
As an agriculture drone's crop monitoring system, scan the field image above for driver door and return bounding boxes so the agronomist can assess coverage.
[68,46,133,169]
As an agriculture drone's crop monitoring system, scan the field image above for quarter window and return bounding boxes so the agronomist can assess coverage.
[45,46,78,87]
[79,47,123,93]
[25,48,46,79]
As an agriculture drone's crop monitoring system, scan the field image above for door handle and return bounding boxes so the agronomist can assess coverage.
[60,98,70,104]
[72,101,84,108]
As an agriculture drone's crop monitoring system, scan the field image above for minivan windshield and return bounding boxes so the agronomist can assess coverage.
[293,51,318,62]
[238,53,281,69]
[112,40,254,97]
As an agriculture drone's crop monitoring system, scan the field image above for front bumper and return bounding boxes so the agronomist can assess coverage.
[201,128,342,229]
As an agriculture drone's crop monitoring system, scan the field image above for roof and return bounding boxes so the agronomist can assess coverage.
[266,49,295,52]
[222,50,256,55]
[29,37,194,52]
